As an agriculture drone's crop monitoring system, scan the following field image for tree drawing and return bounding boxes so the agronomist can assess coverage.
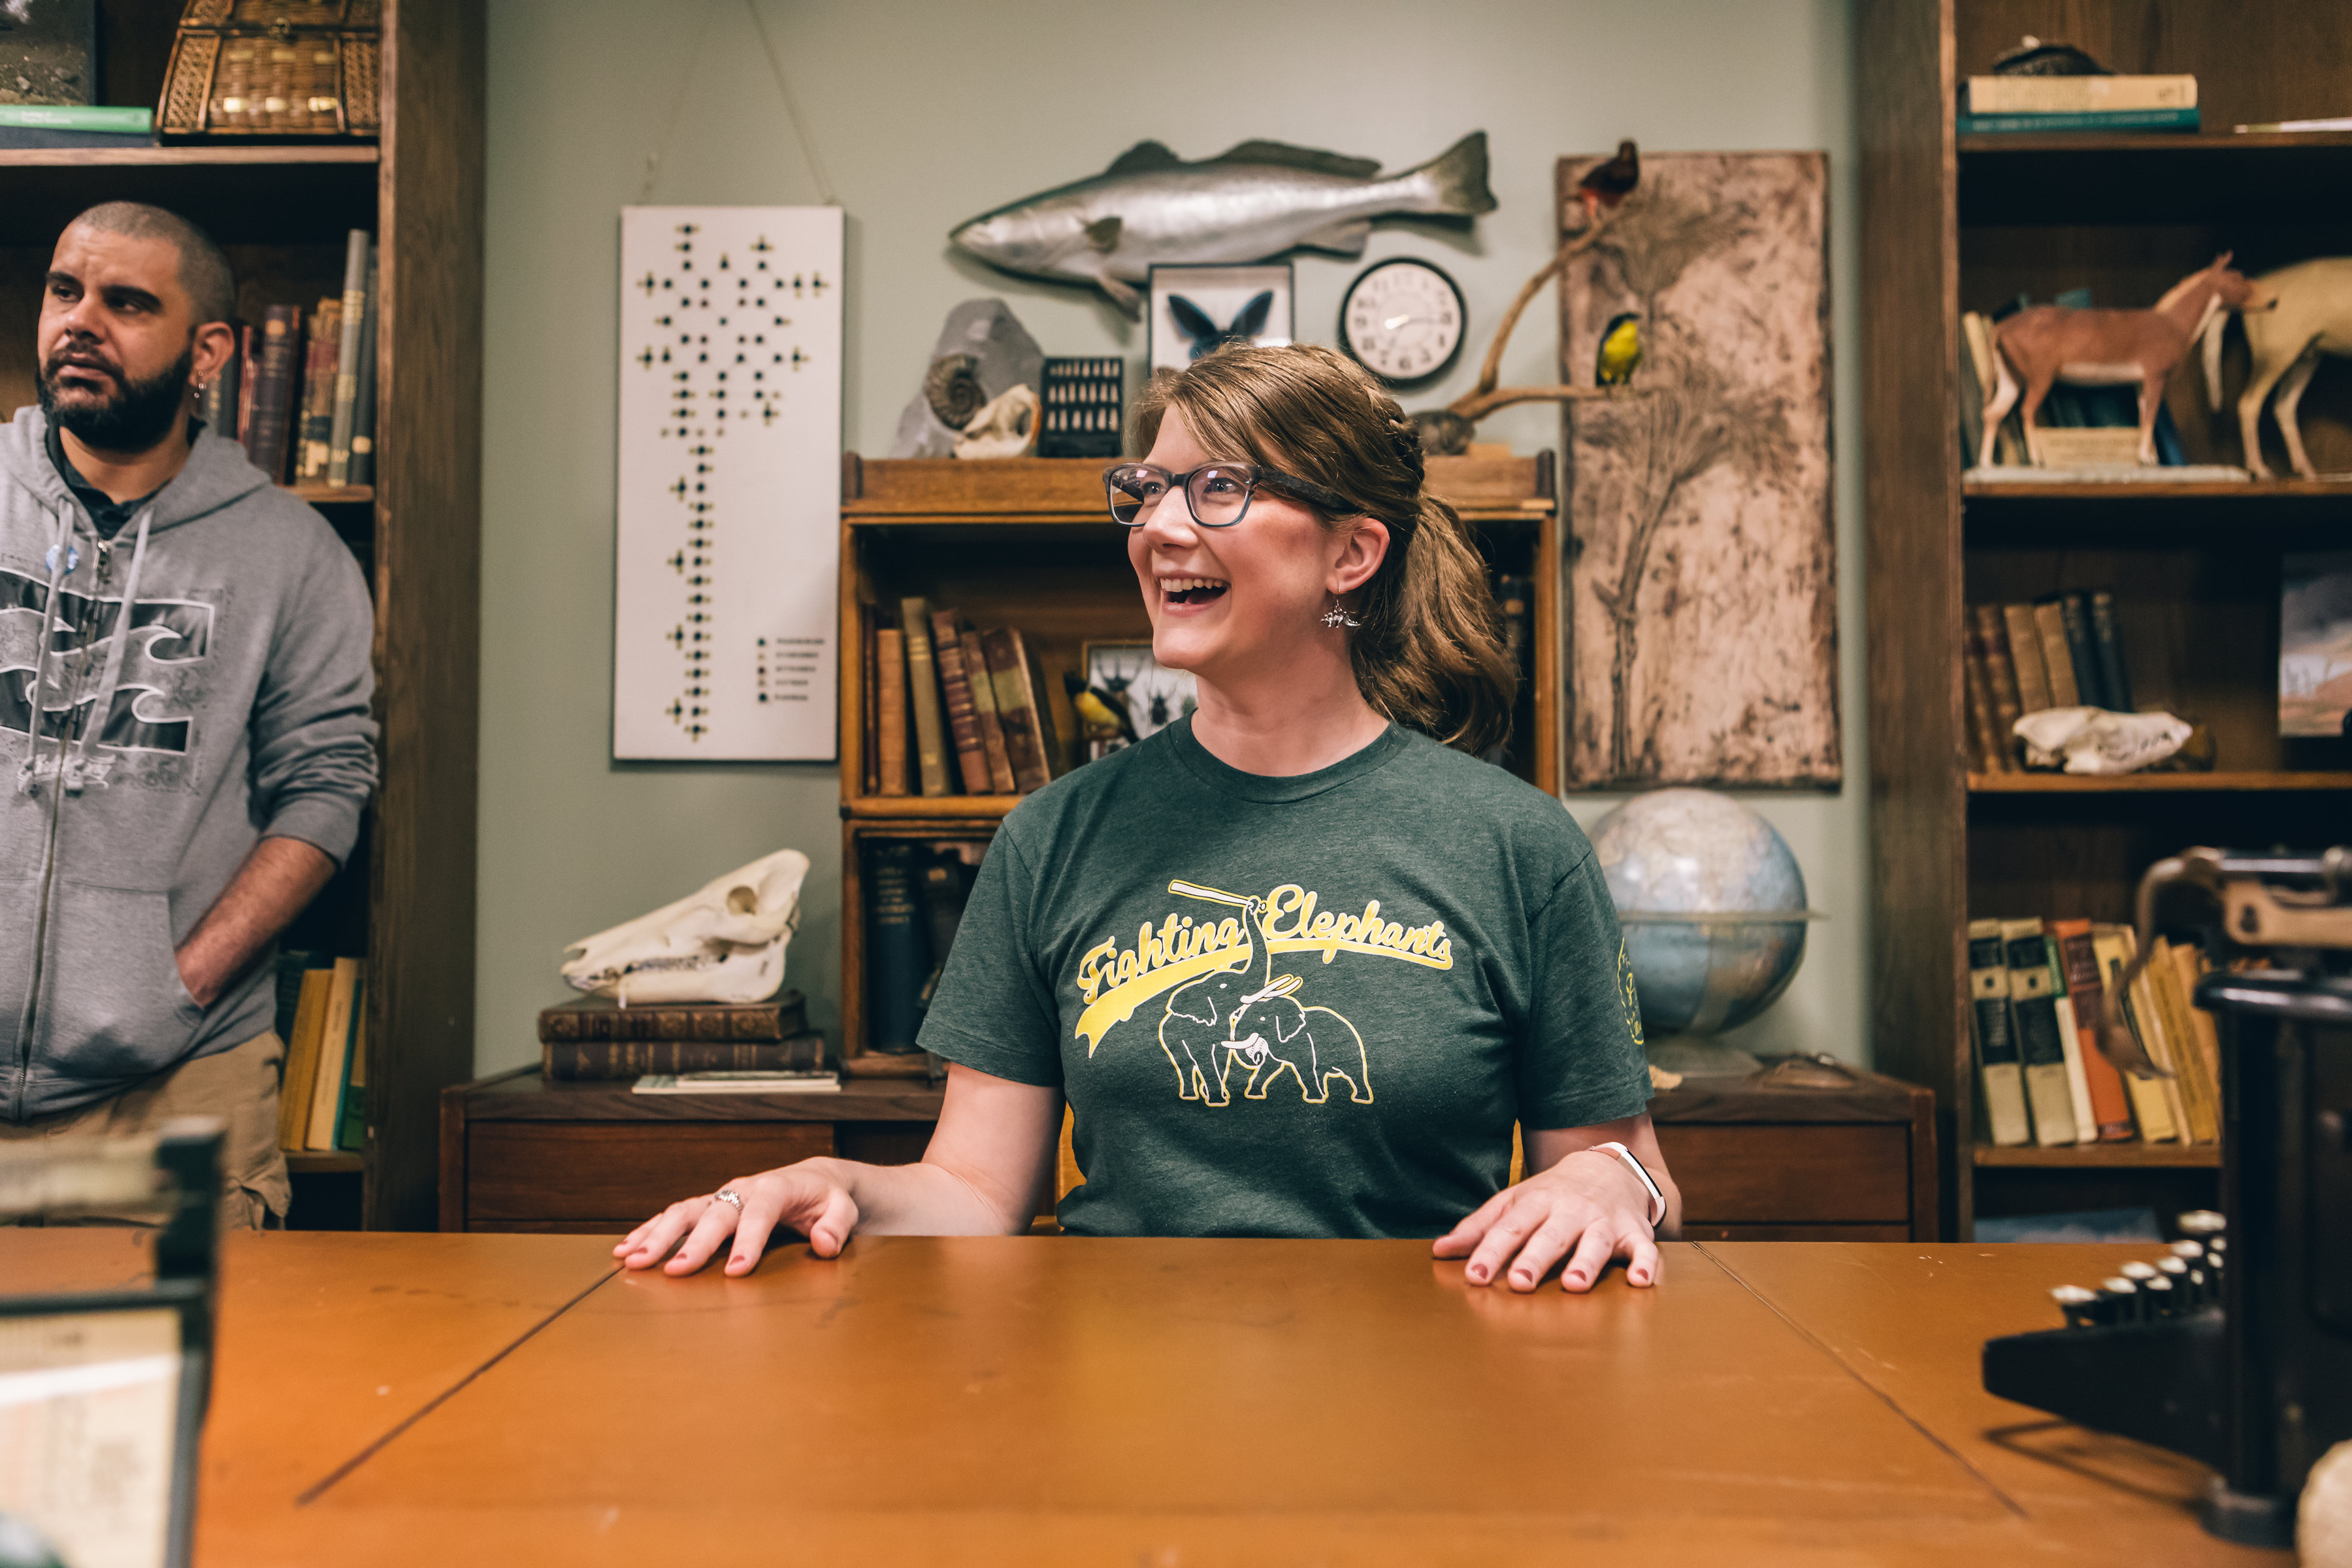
[1572,176,1797,781]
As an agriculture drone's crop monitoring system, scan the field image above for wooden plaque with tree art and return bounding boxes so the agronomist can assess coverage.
[1556,151,1838,789]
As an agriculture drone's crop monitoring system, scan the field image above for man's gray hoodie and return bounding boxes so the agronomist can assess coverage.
[1,408,377,1120]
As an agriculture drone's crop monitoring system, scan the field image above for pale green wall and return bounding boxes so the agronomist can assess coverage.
[478,0,1866,1072]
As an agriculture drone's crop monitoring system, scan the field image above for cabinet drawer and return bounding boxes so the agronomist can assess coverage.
[1656,1124,1911,1225]
[467,1122,833,1222]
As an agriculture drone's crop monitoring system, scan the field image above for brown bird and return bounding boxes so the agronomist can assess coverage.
[1576,139,1641,223]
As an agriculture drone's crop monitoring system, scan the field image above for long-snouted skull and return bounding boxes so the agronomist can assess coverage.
[559,849,810,1004]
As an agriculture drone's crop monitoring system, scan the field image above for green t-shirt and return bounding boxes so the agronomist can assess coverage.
[917,717,1650,1239]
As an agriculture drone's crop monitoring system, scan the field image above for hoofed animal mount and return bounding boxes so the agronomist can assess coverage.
[559,849,809,1005]
[1982,254,2275,468]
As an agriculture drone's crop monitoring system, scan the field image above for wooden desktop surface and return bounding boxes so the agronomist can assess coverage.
[6,1232,2286,1566]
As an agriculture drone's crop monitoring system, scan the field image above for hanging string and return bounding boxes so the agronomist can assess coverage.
[636,0,721,204]
[743,0,839,207]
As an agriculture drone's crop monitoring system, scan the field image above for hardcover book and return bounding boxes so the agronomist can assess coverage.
[931,607,994,793]
[2002,918,2077,1146]
[538,990,808,1043]
[245,305,304,482]
[545,1032,828,1081]
[899,597,951,797]
[1967,919,2030,1145]
[296,296,342,482]
[960,629,1018,792]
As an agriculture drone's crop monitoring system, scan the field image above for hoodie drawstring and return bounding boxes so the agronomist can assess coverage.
[63,502,155,795]
[14,503,78,796]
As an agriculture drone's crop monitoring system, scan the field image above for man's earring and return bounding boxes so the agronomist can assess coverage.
[1320,598,1361,630]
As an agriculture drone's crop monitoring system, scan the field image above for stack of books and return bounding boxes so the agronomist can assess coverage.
[1959,73,2200,136]
[0,104,152,149]
[537,990,825,1081]
[864,598,1065,797]
[197,229,378,490]
[276,953,368,1154]
[1962,595,2138,772]
[1969,917,2223,1149]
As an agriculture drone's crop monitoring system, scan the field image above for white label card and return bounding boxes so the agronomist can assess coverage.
[615,206,842,760]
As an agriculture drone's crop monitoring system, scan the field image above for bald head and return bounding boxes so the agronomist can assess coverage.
[65,202,237,328]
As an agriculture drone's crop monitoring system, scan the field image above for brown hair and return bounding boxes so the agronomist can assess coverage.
[1132,342,1515,755]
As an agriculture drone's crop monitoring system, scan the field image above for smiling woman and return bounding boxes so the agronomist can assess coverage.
[622,344,1680,1296]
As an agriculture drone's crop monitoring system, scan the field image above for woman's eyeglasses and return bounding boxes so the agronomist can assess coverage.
[1103,462,1353,529]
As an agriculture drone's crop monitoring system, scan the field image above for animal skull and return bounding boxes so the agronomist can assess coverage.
[953,384,1040,459]
[559,849,809,1004]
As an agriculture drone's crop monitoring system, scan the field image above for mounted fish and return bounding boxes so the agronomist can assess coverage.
[951,133,1496,319]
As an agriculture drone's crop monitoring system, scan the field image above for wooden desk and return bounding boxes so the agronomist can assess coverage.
[446,1066,1938,1240]
[3,1232,2283,1565]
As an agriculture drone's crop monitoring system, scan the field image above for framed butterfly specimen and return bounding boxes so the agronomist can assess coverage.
[1146,263,1294,375]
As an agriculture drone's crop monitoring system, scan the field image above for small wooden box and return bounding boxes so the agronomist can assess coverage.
[158,0,381,140]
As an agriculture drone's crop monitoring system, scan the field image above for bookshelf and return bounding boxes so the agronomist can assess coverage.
[1859,0,2352,1238]
[833,453,1559,1071]
[0,2,483,1229]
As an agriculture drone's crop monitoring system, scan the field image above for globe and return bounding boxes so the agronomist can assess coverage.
[1588,789,1818,1073]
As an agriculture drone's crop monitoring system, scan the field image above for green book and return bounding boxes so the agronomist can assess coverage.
[1957,107,2199,135]
[335,975,368,1152]
[0,105,154,133]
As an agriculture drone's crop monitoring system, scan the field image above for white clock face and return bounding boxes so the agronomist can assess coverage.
[1341,260,1466,385]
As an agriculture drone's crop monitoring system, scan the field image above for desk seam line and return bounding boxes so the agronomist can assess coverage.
[293,1265,621,1507]
[1689,1241,2031,1520]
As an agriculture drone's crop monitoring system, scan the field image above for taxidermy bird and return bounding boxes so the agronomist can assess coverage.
[1595,313,1642,385]
[1576,140,1641,223]
[1065,672,1138,745]
[1168,291,1275,360]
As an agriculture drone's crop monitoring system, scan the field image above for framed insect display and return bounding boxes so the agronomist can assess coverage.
[1338,257,1467,385]
[1081,641,1199,759]
[1147,263,1293,375]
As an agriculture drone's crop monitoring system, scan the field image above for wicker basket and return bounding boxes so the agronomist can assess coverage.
[157,0,380,140]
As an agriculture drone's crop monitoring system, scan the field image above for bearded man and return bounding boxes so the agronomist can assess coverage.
[1,202,378,1226]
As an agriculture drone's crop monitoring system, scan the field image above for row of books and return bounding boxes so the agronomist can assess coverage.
[1962,595,2139,772]
[273,955,367,1154]
[194,229,378,489]
[864,839,980,1055]
[1957,73,2199,136]
[535,991,825,1079]
[1959,301,2189,470]
[1969,917,2223,1149]
[864,599,1064,798]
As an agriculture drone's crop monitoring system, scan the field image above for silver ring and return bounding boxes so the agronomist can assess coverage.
[711,1188,744,1213]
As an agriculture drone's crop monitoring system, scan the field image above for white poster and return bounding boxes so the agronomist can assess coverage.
[615,206,841,759]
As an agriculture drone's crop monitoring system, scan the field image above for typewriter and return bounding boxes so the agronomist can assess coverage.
[1982,846,2351,1547]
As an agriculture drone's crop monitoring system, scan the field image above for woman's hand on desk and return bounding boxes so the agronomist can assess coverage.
[1432,1115,1680,1294]
[615,1160,861,1277]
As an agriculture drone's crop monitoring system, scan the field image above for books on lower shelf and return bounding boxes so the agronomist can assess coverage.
[862,838,982,1058]
[277,956,367,1154]
[201,229,378,489]
[1968,915,2223,1150]
[864,600,1065,797]
[1962,593,2142,772]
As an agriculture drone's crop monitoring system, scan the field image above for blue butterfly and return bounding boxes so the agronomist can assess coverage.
[1167,291,1275,360]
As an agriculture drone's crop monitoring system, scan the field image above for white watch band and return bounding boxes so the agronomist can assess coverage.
[1590,1140,1666,1227]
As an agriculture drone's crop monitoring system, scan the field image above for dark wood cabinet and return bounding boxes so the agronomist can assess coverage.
[443,1066,1934,1240]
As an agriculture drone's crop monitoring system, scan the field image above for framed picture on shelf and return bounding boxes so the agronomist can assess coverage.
[1147,263,1292,375]
[1080,642,1198,759]
[2280,551,2352,738]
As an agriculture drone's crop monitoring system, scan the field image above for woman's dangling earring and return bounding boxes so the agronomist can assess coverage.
[1320,597,1361,630]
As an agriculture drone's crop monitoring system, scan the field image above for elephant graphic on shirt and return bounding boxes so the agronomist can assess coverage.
[1154,885,1374,1107]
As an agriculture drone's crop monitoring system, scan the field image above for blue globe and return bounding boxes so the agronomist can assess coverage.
[1590,789,1812,1037]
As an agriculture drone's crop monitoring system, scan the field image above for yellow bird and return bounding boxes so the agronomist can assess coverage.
[1595,312,1642,385]
[1064,673,1137,743]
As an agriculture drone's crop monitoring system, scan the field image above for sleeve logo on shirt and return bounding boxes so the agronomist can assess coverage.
[1617,936,1646,1047]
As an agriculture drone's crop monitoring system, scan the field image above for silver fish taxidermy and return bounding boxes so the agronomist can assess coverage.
[951,133,1496,319]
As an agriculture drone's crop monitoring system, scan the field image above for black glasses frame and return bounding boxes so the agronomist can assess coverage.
[1103,461,1356,529]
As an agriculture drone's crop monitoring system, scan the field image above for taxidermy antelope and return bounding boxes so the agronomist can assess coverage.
[1980,254,2275,468]
[2200,255,2352,480]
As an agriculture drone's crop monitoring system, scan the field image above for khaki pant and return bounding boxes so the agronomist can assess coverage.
[0,1031,290,1229]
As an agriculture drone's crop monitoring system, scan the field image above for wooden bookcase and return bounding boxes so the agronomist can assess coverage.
[0,0,483,1229]
[833,453,1559,1071]
[1858,0,2352,1238]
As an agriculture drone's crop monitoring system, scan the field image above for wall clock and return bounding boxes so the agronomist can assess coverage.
[1338,257,1467,386]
